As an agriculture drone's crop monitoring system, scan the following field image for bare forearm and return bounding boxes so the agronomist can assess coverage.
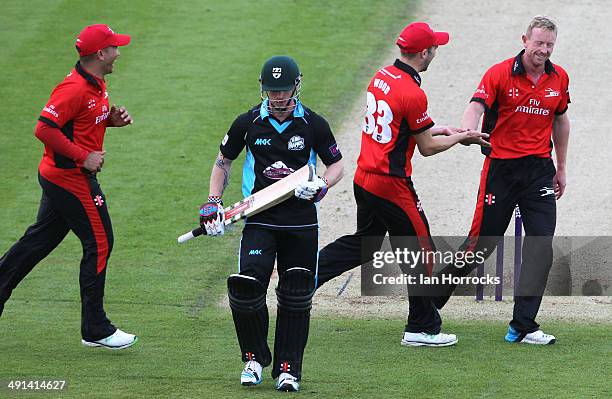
[462,101,485,130]
[322,159,344,188]
[420,133,466,156]
[430,126,449,136]
[209,152,233,197]
[552,114,570,171]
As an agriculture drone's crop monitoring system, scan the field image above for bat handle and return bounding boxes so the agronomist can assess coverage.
[177,227,205,243]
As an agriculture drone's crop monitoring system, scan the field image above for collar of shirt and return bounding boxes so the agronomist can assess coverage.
[511,49,557,76]
[75,61,105,90]
[259,99,305,119]
[393,59,422,86]
[259,99,305,133]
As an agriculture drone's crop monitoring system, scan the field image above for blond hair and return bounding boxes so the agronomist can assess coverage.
[526,15,557,37]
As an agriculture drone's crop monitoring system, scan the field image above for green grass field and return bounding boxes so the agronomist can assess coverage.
[1,1,610,398]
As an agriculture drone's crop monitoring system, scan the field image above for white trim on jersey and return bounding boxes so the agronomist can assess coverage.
[380,68,401,79]
[244,222,318,229]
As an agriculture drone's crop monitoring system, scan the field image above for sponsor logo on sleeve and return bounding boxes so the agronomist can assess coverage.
[416,111,429,124]
[329,143,340,157]
[221,134,229,146]
[42,104,59,118]
[475,84,488,98]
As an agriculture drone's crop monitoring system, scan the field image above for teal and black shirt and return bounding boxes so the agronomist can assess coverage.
[220,100,342,229]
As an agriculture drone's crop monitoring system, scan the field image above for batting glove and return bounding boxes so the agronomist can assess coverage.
[199,196,225,236]
[294,176,328,202]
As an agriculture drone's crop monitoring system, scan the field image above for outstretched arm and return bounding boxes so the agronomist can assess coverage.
[414,127,490,157]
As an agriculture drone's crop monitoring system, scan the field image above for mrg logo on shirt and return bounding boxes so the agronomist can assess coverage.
[514,98,550,116]
[42,104,59,118]
[545,88,560,98]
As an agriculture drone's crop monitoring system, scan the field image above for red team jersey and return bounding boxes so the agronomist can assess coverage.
[357,60,434,178]
[471,50,570,159]
[38,62,111,174]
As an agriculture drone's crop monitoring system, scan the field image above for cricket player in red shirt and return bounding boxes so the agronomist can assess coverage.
[0,24,137,349]
[316,22,489,347]
[436,16,571,345]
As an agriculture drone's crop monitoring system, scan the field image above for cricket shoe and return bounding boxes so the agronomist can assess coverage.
[276,372,299,392]
[505,326,556,345]
[240,360,263,386]
[81,329,138,350]
[401,331,458,347]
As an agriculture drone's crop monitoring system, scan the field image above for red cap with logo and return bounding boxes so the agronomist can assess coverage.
[396,22,449,53]
[75,24,131,56]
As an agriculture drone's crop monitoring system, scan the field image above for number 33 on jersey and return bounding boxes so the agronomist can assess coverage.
[358,59,435,178]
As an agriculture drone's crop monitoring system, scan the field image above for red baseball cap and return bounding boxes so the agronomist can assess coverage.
[396,22,449,53]
[75,24,131,56]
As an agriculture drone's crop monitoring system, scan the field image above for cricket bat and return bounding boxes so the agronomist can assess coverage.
[177,163,315,243]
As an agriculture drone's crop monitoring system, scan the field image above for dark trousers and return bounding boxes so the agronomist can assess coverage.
[0,171,115,340]
[317,167,442,334]
[238,226,318,286]
[441,156,557,333]
[237,226,318,379]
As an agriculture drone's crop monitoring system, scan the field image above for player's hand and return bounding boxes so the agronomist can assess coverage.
[553,169,566,199]
[295,176,328,202]
[460,130,491,147]
[199,196,225,236]
[433,126,465,136]
[108,104,133,127]
[83,150,105,172]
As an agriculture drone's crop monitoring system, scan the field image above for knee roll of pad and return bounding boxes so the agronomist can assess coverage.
[276,267,315,311]
[227,273,266,312]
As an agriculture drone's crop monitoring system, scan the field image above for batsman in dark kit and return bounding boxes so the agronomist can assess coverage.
[198,56,344,391]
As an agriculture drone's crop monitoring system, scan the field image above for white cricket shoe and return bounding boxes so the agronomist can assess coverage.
[81,329,138,350]
[401,331,458,347]
[240,360,263,386]
[276,372,299,392]
[505,327,556,345]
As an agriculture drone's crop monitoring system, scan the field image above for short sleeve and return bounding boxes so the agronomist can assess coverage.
[470,65,500,111]
[311,114,342,165]
[39,81,82,128]
[406,91,434,133]
[555,69,571,115]
[219,113,251,160]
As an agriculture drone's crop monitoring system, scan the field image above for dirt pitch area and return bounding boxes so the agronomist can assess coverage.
[231,0,612,322]
[314,0,612,322]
